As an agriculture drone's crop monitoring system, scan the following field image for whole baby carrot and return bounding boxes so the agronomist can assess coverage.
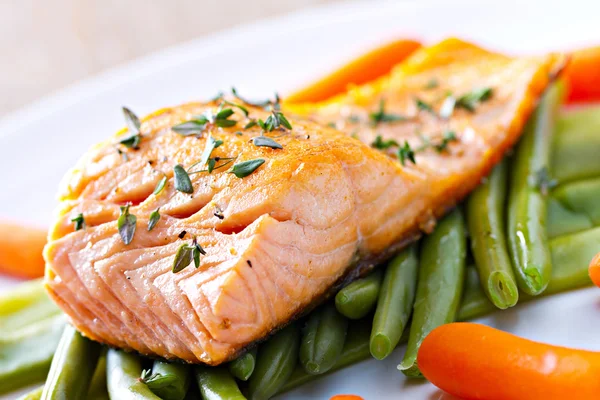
[0,221,47,278]
[589,252,600,287]
[418,322,600,400]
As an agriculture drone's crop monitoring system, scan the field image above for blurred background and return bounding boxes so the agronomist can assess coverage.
[0,0,340,118]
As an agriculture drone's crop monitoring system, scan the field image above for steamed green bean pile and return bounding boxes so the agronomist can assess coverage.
[4,94,600,400]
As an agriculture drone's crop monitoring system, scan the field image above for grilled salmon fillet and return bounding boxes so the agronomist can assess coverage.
[44,39,564,365]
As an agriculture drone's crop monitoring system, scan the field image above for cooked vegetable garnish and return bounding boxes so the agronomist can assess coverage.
[248,324,300,400]
[142,361,190,400]
[106,349,161,399]
[228,348,257,381]
[399,210,466,377]
[41,325,102,400]
[195,366,246,400]
[370,247,418,360]
[300,303,348,375]
[507,83,562,295]
[467,160,519,309]
[589,252,600,288]
[418,323,600,400]
[335,269,382,320]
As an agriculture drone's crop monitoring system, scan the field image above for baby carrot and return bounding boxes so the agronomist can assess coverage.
[589,252,600,287]
[0,221,47,278]
[284,39,421,104]
[330,395,364,400]
[418,322,600,400]
[564,45,600,104]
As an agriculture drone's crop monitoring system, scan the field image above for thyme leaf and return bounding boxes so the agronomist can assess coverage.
[148,208,160,232]
[173,164,193,193]
[230,159,265,178]
[71,213,85,231]
[117,204,137,245]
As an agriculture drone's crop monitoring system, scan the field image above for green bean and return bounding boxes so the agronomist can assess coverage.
[553,178,600,225]
[248,323,300,400]
[335,269,383,319]
[507,83,562,295]
[228,348,257,381]
[87,353,109,400]
[17,386,44,400]
[466,160,519,309]
[280,317,376,393]
[0,278,61,340]
[106,349,161,400]
[552,104,600,184]
[547,197,592,238]
[300,303,348,375]
[399,209,466,377]
[195,366,245,400]
[0,314,65,394]
[280,226,596,394]
[369,246,418,360]
[143,360,190,400]
[41,324,102,400]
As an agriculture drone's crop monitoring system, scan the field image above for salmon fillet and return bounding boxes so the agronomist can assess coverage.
[44,39,564,365]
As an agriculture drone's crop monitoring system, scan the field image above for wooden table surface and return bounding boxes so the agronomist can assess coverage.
[0,0,337,118]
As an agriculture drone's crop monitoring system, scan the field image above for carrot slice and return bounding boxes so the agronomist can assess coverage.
[564,46,600,104]
[589,252,600,288]
[418,322,600,400]
[0,221,47,279]
[285,39,421,104]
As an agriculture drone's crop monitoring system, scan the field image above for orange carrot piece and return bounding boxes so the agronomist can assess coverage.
[589,252,600,288]
[418,322,600,400]
[330,395,364,400]
[0,221,47,279]
[564,46,600,104]
[285,39,421,104]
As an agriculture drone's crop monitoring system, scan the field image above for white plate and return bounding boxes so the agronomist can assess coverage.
[1,0,600,398]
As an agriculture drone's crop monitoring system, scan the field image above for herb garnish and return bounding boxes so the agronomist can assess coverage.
[415,98,435,115]
[257,111,293,132]
[172,106,238,136]
[148,208,160,231]
[253,136,283,149]
[120,107,142,149]
[455,87,493,112]
[244,120,258,129]
[530,166,557,196]
[433,131,458,152]
[230,159,265,178]
[424,78,439,90]
[370,99,406,125]
[221,100,249,116]
[117,204,137,245]
[153,175,167,195]
[173,164,193,193]
[371,135,399,150]
[398,141,416,166]
[200,136,224,167]
[71,213,85,231]
[172,237,206,273]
